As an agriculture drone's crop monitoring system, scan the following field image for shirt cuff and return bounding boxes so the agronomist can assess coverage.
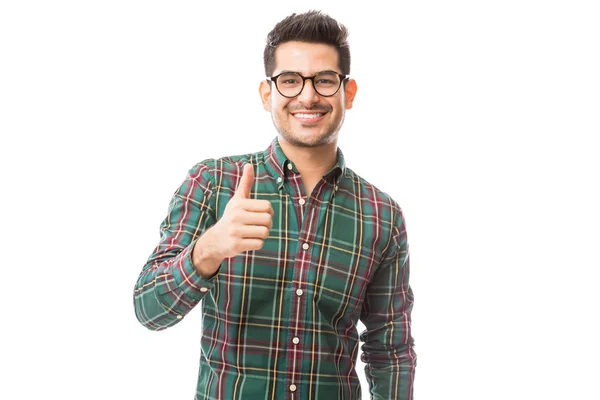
[171,240,220,302]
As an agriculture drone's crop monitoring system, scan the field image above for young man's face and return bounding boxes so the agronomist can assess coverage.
[260,41,357,148]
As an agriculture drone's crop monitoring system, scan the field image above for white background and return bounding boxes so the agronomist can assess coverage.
[1,1,599,399]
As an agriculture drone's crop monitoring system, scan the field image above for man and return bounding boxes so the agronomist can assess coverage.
[134,10,416,399]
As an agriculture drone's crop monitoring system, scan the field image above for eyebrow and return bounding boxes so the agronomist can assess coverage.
[277,69,341,76]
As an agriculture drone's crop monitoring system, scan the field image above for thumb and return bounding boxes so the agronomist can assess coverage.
[235,163,254,199]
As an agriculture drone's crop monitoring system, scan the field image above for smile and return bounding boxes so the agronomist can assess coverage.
[291,112,327,124]
[293,113,324,119]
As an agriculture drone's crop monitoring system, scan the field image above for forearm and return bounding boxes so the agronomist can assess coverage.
[133,240,219,331]
[361,275,416,399]
[361,337,416,399]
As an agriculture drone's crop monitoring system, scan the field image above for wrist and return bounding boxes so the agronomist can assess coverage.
[192,229,224,278]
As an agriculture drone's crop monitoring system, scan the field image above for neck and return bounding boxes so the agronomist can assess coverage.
[278,135,338,179]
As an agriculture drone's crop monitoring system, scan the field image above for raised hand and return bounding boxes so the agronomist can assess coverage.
[192,163,274,276]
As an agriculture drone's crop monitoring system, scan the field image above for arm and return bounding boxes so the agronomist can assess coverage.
[133,161,218,331]
[360,206,416,399]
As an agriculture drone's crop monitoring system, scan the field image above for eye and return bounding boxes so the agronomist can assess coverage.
[277,73,302,86]
[315,73,339,87]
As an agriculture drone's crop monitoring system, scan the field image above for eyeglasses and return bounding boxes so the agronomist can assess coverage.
[267,71,348,98]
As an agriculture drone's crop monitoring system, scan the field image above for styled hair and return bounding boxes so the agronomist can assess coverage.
[263,10,351,77]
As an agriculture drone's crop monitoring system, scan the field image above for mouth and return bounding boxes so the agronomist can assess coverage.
[291,111,327,125]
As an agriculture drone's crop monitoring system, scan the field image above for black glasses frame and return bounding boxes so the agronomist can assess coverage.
[267,71,348,98]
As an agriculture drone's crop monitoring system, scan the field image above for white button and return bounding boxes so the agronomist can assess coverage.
[302,243,309,250]
[289,384,297,392]
[296,289,304,296]
[287,163,293,170]
[299,198,305,205]
[200,287,208,292]
[277,177,282,183]
[292,337,300,344]
[176,315,182,319]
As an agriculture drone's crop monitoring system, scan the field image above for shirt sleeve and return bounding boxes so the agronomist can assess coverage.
[359,204,416,399]
[133,160,218,331]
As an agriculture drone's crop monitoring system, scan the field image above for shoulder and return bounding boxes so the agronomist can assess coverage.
[343,167,405,221]
[186,147,267,188]
[343,167,408,256]
[194,147,266,172]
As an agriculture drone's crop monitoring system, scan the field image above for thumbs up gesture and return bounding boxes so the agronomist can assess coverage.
[192,164,274,276]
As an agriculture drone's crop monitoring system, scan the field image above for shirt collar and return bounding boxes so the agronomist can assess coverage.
[265,136,346,189]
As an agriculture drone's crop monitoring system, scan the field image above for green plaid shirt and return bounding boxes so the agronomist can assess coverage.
[134,137,416,399]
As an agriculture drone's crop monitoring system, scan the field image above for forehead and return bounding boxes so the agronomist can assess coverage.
[273,41,340,75]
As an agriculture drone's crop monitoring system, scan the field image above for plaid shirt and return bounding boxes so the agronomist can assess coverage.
[134,137,416,399]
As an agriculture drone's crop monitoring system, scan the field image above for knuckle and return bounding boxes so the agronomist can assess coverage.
[230,210,244,223]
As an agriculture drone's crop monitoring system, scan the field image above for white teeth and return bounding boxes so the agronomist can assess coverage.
[294,113,323,119]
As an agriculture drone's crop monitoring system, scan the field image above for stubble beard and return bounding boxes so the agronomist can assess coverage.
[272,111,345,148]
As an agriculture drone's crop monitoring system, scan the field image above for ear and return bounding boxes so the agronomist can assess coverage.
[344,79,357,110]
[259,80,272,112]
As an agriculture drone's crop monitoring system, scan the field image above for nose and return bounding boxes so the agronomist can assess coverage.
[297,78,320,104]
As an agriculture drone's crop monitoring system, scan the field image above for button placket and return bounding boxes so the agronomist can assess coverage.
[289,178,315,395]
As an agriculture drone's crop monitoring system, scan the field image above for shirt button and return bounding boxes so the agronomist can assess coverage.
[302,243,309,250]
[176,315,182,319]
[296,289,304,296]
[292,337,300,344]
[298,198,305,205]
[289,384,297,392]
[200,287,208,293]
[287,163,293,170]
[277,176,282,183]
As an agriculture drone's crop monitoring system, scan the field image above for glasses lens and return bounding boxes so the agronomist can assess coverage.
[313,72,341,96]
[275,73,303,97]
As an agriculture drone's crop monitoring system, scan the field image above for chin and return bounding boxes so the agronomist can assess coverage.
[283,129,337,148]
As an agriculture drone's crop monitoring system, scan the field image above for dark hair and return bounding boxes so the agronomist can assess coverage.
[263,10,351,77]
